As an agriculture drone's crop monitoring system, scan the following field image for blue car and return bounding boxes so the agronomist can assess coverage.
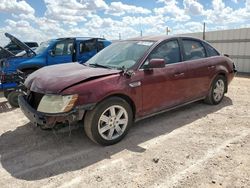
[0,33,111,107]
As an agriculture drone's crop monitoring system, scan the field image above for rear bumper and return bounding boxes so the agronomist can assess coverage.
[18,95,89,129]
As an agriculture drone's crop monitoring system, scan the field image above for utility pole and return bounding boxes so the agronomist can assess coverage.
[119,33,121,40]
[166,27,171,35]
[203,22,206,40]
[140,30,142,37]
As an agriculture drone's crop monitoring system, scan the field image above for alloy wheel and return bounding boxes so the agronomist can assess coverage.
[98,105,128,140]
[213,79,225,102]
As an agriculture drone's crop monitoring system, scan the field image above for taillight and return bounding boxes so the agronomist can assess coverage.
[0,72,6,82]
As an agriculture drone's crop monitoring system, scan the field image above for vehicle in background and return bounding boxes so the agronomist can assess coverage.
[3,41,38,55]
[18,36,237,145]
[0,33,38,60]
[0,34,111,107]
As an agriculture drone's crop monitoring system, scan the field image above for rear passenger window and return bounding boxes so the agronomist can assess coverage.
[149,40,181,64]
[183,39,206,61]
[203,42,220,57]
[80,40,96,53]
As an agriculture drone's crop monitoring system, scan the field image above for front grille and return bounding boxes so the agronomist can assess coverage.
[27,91,44,109]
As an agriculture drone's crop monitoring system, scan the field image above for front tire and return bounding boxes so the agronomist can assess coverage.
[84,97,133,145]
[7,91,23,108]
[4,90,13,99]
[205,75,226,105]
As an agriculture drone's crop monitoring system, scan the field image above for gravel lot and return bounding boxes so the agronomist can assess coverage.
[0,76,249,188]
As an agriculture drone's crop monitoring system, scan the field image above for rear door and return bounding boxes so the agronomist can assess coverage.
[138,39,189,116]
[181,38,215,100]
[47,39,74,65]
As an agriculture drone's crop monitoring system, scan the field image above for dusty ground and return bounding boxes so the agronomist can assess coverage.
[0,76,249,188]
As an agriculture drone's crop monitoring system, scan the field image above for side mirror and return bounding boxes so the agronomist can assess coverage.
[146,59,165,70]
[49,49,55,56]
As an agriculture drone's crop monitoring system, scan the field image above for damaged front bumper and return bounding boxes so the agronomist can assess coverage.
[18,94,94,129]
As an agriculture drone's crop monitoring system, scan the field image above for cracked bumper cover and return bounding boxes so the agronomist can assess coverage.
[18,94,95,129]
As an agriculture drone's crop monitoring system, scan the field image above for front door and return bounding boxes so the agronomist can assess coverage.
[137,39,189,116]
[47,39,74,65]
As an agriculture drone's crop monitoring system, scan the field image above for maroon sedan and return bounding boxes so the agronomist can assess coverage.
[18,36,236,145]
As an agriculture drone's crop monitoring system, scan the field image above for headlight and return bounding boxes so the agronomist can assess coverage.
[37,94,78,113]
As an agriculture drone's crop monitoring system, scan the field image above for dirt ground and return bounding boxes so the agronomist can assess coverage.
[0,76,249,188]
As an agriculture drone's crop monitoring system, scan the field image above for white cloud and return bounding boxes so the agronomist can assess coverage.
[43,0,109,25]
[155,0,190,22]
[204,0,250,25]
[0,0,34,14]
[44,0,87,24]
[246,0,250,10]
[183,0,204,15]
[122,15,166,26]
[172,21,203,34]
[106,1,151,16]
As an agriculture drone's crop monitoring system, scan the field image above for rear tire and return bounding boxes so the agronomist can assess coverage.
[84,97,133,145]
[204,75,226,105]
[7,91,23,108]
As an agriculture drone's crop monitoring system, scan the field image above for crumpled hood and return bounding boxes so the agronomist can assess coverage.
[25,63,121,94]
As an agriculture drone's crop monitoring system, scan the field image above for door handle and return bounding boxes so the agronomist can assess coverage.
[174,72,185,77]
[208,65,215,69]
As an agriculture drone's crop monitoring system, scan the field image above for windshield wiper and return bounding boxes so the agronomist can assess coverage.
[89,63,112,69]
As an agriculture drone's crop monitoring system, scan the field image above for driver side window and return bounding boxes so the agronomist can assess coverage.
[149,40,181,64]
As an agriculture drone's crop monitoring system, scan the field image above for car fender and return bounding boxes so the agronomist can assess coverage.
[208,64,229,93]
[61,74,142,117]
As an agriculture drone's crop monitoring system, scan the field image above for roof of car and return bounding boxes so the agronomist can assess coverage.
[56,37,106,41]
[126,35,202,42]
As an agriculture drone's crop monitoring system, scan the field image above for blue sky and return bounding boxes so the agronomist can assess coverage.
[0,0,249,45]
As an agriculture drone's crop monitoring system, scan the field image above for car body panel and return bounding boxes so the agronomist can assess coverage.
[135,62,189,116]
[61,73,143,117]
[24,63,121,94]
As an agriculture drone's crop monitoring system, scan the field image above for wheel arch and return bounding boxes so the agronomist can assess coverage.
[99,93,136,120]
[216,72,228,93]
[19,67,39,73]
[209,71,228,93]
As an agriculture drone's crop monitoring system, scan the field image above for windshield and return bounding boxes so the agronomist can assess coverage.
[87,41,154,69]
[34,40,51,55]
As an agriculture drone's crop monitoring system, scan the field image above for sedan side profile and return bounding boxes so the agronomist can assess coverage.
[18,36,236,145]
